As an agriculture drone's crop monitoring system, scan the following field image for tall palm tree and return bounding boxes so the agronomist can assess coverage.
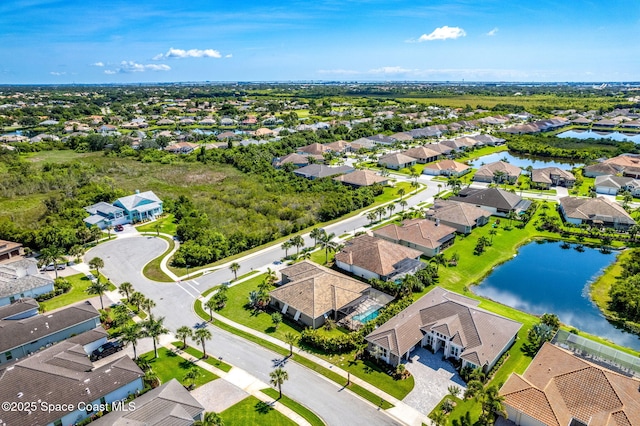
[229,262,240,280]
[375,206,386,222]
[283,332,297,357]
[281,240,293,257]
[488,229,497,244]
[40,246,66,279]
[386,203,396,218]
[142,298,156,319]
[318,231,337,264]
[290,235,304,257]
[118,282,134,302]
[397,187,406,200]
[269,367,289,400]
[176,326,193,349]
[310,228,322,247]
[130,291,145,312]
[399,199,408,212]
[183,365,200,389]
[194,412,224,426]
[204,297,217,322]
[447,176,462,195]
[120,322,143,359]
[88,256,105,278]
[366,211,377,224]
[87,278,110,310]
[194,327,213,359]
[144,316,168,359]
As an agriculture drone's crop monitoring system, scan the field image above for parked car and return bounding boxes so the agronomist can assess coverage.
[115,224,124,231]
[42,263,65,271]
[90,341,123,361]
[85,273,98,283]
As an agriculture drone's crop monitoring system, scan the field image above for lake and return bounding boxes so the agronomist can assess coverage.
[468,151,581,170]
[558,129,640,143]
[473,240,640,350]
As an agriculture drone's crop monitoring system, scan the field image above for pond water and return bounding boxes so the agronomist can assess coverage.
[467,151,581,170]
[558,130,640,143]
[473,240,640,350]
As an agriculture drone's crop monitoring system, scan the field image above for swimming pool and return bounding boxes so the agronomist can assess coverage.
[352,306,381,323]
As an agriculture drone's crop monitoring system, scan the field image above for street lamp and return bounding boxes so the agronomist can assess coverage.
[186,264,190,279]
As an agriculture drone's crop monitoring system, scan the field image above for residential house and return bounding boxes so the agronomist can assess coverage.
[389,132,413,142]
[403,146,441,164]
[156,118,175,126]
[216,131,240,141]
[294,164,353,179]
[499,342,640,426]
[473,161,522,184]
[0,258,53,306]
[84,190,163,229]
[374,218,456,257]
[270,261,372,329]
[0,300,100,364]
[366,286,522,369]
[378,153,417,170]
[0,239,22,262]
[0,340,143,426]
[333,169,389,187]
[601,153,640,178]
[429,143,455,156]
[472,134,505,145]
[324,140,351,153]
[350,137,377,150]
[583,162,624,178]
[335,235,424,281]
[272,153,311,169]
[254,127,274,137]
[559,196,636,230]
[449,187,532,217]
[366,134,397,145]
[298,142,332,156]
[92,379,205,426]
[595,175,640,196]
[424,200,491,234]
[593,118,618,128]
[440,138,472,152]
[422,160,471,177]
[531,167,576,189]
[165,142,199,154]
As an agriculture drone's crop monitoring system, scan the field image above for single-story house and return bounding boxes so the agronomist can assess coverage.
[440,138,472,152]
[270,261,372,329]
[366,134,397,145]
[559,196,636,230]
[165,142,199,154]
[595,175,640,196]
[272,152,311,168]
[366,286,522,369]
[0,239,22,262]
[601,153,640,179]
[324,140,351,153]
[499,342,640,426]
[389,132,413,142]
[298,143,332,156]
[84,190,163,229]
[0,258,53,306]
[373,218,456,258]
[92,379,205,426]
[403,146,441,164]
[335,235,424,282]
[428,143,455,156]
[350,137,377,150]
[0,300,101,364]
[378,153,417,170]
[0,340,143,426]
[473,161,522,184]
[333,169,389,187]
[583,162,624,178]
[531,167,576,189]
[293,164,354,180]
[424,200,491,234]
[472,134,505,145]
[449,187,532,217]
[422,160,471,177]
[217,130,241,141]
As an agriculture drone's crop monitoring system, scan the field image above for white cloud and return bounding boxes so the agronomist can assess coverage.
[104,70,116,75]
[368,66,413,75]
[49,71,66,76]
[153,48,222,60]
[118,61,171,73]
[91,61,105,67]
[225,54,233,58]
[412,26,466,42]
[487,27,499,36]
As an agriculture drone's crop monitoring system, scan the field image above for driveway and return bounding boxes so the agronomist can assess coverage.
[402,347,466,415]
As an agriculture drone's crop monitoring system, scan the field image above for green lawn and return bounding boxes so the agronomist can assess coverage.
[40,273,113,312]
[177,343,233,373]
[136,214,178,236]
[141,236,174,282]
[261,388,326,426]
[139,347,217,388]
[220,396,297,426]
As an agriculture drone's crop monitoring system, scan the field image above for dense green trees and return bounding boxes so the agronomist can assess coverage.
[609,249,640,324]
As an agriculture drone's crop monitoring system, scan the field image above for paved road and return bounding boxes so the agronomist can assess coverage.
[86,237,400,426]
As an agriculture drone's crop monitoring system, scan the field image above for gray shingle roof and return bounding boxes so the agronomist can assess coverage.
[0,258,53,299]
[559,196,636,225]
[425,200,491,228]
[294,164,354,178]
[450,187,528,211]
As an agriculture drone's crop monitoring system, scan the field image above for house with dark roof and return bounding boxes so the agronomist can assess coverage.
[559,196,636,230]
[449,187,532,217]
[373,218,456,257]
[92,379,205,426]
[0,340,143,426]
[378,153,417,170]
[84,190,163,229]
[293,164,354,180]
[333,169,389,187]
[335,235,424,282]
[499,342,640,426]
[365,287,521,369]
[531,167,576,189]
[473,161,522,184]
[0,300,101,364]
[270,261,374,329]
[0,258,53,306]
[425,200,491,234]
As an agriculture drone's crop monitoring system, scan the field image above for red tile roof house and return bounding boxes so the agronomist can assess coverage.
[373,218,456,258]
[365,286,522,369]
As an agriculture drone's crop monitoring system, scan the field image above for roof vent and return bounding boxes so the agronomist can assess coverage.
[85,388,91,395]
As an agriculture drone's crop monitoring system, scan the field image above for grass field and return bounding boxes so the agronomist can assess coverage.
[141,236,174,282]
[177,343,233,373]
[261,388,326,426]
[139,347,217,388]
[136,214,178,236]
[41,273,116,312]
[220,396,297,426]
[396,94,627,110]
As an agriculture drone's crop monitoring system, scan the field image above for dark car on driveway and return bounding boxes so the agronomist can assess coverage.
[90,341,124,361]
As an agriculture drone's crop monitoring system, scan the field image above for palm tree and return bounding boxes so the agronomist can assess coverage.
[397,187,406,200]
[366,211,377,224]
[229,262,240,281]
[130,291,145,312]
[410,180,419,194]
[194,412,224,426]
[429,409,447,426]
[290,235,305,257]
[204,297,217,322]
[507,210,518,227]
[194,327,213,359]
[40,246,66,279]
[154,222,161,236]
[269,367,289,400]
[176,326,193,349]
[87,278,110,310]
[489,228,497,244]
[310,228,322,247]
[283,332,297,357]
[481,385,506,423]
[446,176,462,195]
[318,231,337,264]
[374,206,385,222]
[281,240,293,257]
[88,256,105,278]
[120,322,143,359]
[386,203,396,218]
[399,199,408,212]
[183,364,200,389]
[142,298,156,319]
[430,253,447,272]
[119,282,134,302]
[144,316,168,359]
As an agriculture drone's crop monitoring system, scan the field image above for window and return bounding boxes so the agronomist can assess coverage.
[4,351,12,361]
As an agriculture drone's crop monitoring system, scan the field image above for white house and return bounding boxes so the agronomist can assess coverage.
[0,258,53,306]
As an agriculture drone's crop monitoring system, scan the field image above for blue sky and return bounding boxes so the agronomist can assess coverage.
[1,0,639,84]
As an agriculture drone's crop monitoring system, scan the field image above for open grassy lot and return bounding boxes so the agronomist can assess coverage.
[136,214,178,236]
[141,236,174,282]
[177,343,233,373]
[261,388,326,426]
[397,94,626,110]
[40,273,115,312]
[139,347,217,388]
[220,396,297,426]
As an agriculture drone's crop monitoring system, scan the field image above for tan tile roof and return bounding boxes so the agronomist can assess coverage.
[299,143,331,155]
[403,146,441,161]
[531,167,576,184]
[474,161,522,179]
[425,200,491,228]
[271,261,370,319]
[333,169,388,187]
[604,154,640,169]
[373,218,456,250]
[324,140,351,152]
[423,159,469,173]
[378,152,416,167]
[501,343,640,426]
[559,196,636,225]
[334,235,422,276]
